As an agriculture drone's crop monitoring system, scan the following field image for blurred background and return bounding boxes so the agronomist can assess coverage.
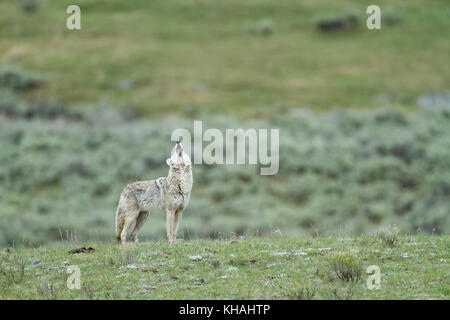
[0,0,449,246]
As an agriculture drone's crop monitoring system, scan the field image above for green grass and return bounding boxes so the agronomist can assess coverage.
[1,0,449,117]
[1,235,448,299]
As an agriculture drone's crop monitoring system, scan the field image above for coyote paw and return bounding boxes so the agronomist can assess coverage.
[169,238,183,244]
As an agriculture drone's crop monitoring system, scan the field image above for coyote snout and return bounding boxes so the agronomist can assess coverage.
[115,142,193,244]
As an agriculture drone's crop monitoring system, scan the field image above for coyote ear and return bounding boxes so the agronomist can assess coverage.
[166,158,171,166]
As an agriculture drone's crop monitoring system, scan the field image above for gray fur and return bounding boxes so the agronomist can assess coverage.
[115,143,193,244]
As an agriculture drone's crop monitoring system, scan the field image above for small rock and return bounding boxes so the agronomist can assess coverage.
[271,251,307,257]
[120,264,139,270]
[142,285,157,290]
[305,247,331,252]
[189,255,203,261]
[32,259,42,266]
[203,253,214,259]
[271,252,289,257]
[291,251,308,256]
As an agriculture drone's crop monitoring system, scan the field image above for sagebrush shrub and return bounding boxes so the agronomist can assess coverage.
[0,65,43,92]
[330,254,363,282]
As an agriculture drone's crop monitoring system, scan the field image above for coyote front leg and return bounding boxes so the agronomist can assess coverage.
[166,209,175,243]
[173,207,184,242]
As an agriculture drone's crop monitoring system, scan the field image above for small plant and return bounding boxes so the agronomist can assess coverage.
[228,258,248,267]
[288,287,317,300]
[210,259,222,268]
[109,248,138,266]
[378,226,400,247]
[104,288,122,299]
[37,282,59,300]
[0,255,26,285]
[330,254,363,282]
[358,235,376,246]
[0,65,43,92]
[329,285,357,300]
[83,285,95,299]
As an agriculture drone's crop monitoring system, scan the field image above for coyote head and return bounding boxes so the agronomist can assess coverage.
[166,141,191,171]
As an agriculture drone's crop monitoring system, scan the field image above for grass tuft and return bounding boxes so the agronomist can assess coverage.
[378,226,400,247]
[287,287,317,300]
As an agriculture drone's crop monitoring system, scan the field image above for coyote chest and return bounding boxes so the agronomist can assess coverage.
[131,174,192,213]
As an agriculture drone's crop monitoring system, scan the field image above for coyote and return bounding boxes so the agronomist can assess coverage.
[115,142,193,244]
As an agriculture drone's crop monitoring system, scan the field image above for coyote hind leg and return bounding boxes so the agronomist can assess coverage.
[130,211,149,243]
[120,214,139,245]
[117,192,140,245]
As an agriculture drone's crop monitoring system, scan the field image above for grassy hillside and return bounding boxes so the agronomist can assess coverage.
[0,1,449,246]
[0,0,449,117]
[1,235,448,299]
[1,86,449,246]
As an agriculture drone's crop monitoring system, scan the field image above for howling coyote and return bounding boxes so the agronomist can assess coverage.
[115,142,193,244]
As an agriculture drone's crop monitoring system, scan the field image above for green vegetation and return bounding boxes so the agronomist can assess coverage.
[0,0,449,116]
[0,236,448,299]
[1,80,450,245]
[330,253,363,282]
